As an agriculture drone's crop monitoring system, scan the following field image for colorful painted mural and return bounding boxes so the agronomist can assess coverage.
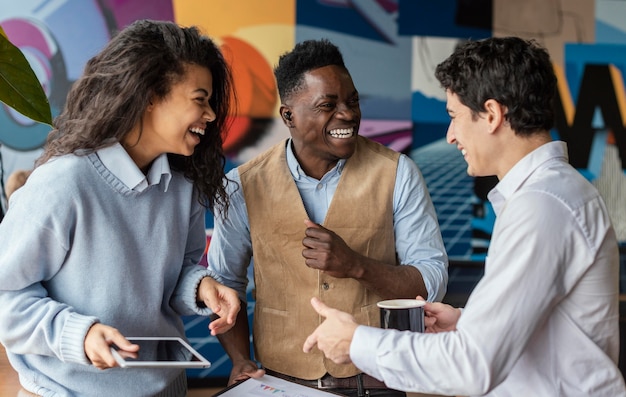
[1,0,625,381]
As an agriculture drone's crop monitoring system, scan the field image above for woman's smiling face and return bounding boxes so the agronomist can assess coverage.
[125,63,216,171]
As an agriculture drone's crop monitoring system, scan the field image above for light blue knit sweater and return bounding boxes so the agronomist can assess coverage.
[0,147,215,397]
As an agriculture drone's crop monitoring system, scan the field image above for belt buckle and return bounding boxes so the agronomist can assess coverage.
[317,378,333,389]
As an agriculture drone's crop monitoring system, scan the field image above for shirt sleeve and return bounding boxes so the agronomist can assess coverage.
[351,190,589,396]
[394,155,448,301]
[206,170,252,303]
[350,324,490,396]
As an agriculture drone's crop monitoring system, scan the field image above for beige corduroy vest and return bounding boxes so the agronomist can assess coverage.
[239,136,399,379]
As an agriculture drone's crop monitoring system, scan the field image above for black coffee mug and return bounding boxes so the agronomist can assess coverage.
[377,299,425,332]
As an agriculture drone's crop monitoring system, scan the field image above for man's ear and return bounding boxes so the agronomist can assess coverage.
[484,99,505,134]
[280,105,294,127]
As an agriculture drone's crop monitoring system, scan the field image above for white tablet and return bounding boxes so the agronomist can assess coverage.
[110,337,211,368]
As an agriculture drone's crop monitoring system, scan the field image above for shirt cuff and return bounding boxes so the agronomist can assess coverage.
[415,262,448,302]
[350,325,386,382]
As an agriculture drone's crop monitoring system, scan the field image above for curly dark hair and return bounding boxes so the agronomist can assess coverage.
[274,38,346,102]
[36,19,233,213]
[435,36,557,135]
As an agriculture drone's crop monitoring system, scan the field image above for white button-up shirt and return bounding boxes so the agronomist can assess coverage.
[351,141,625,396]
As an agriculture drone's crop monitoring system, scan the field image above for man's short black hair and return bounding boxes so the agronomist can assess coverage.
[274,39,347,102]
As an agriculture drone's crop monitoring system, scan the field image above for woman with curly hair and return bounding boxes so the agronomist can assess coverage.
[0,19,240,396]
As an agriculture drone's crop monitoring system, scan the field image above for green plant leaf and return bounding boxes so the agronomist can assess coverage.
[0,26,52,126]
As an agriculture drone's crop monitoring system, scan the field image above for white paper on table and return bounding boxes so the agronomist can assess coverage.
[215,374,342,396]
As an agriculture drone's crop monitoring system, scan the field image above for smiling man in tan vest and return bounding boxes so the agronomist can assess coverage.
[303,37,626,397]
[208,39,448,397]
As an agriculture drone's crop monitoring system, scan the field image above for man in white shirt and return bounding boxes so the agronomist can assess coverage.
[303,36,626,396]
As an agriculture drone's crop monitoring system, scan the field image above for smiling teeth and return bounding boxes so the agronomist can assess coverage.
[461,149,467,156]
[329,128,353,138]
[190,127,205,136]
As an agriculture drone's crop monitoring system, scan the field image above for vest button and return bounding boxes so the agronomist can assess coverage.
[322,282,330,290]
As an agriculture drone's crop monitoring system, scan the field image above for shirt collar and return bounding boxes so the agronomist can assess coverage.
[488,140,568,215]
[96,142,172,192]
[285,138,346,180]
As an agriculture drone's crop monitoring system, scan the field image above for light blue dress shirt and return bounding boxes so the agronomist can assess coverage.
[208,139,448,302]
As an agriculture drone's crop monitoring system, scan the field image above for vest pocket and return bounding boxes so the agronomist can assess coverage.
[258,305,289,317]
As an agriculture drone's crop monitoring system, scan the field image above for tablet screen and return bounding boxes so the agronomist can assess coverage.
[111,337,211,368]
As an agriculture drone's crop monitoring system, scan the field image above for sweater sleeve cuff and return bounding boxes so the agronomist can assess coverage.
[175,267,215,316]
[60,313,99,365]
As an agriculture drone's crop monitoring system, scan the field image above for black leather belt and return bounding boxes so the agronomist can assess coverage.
[265,369,387,390]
